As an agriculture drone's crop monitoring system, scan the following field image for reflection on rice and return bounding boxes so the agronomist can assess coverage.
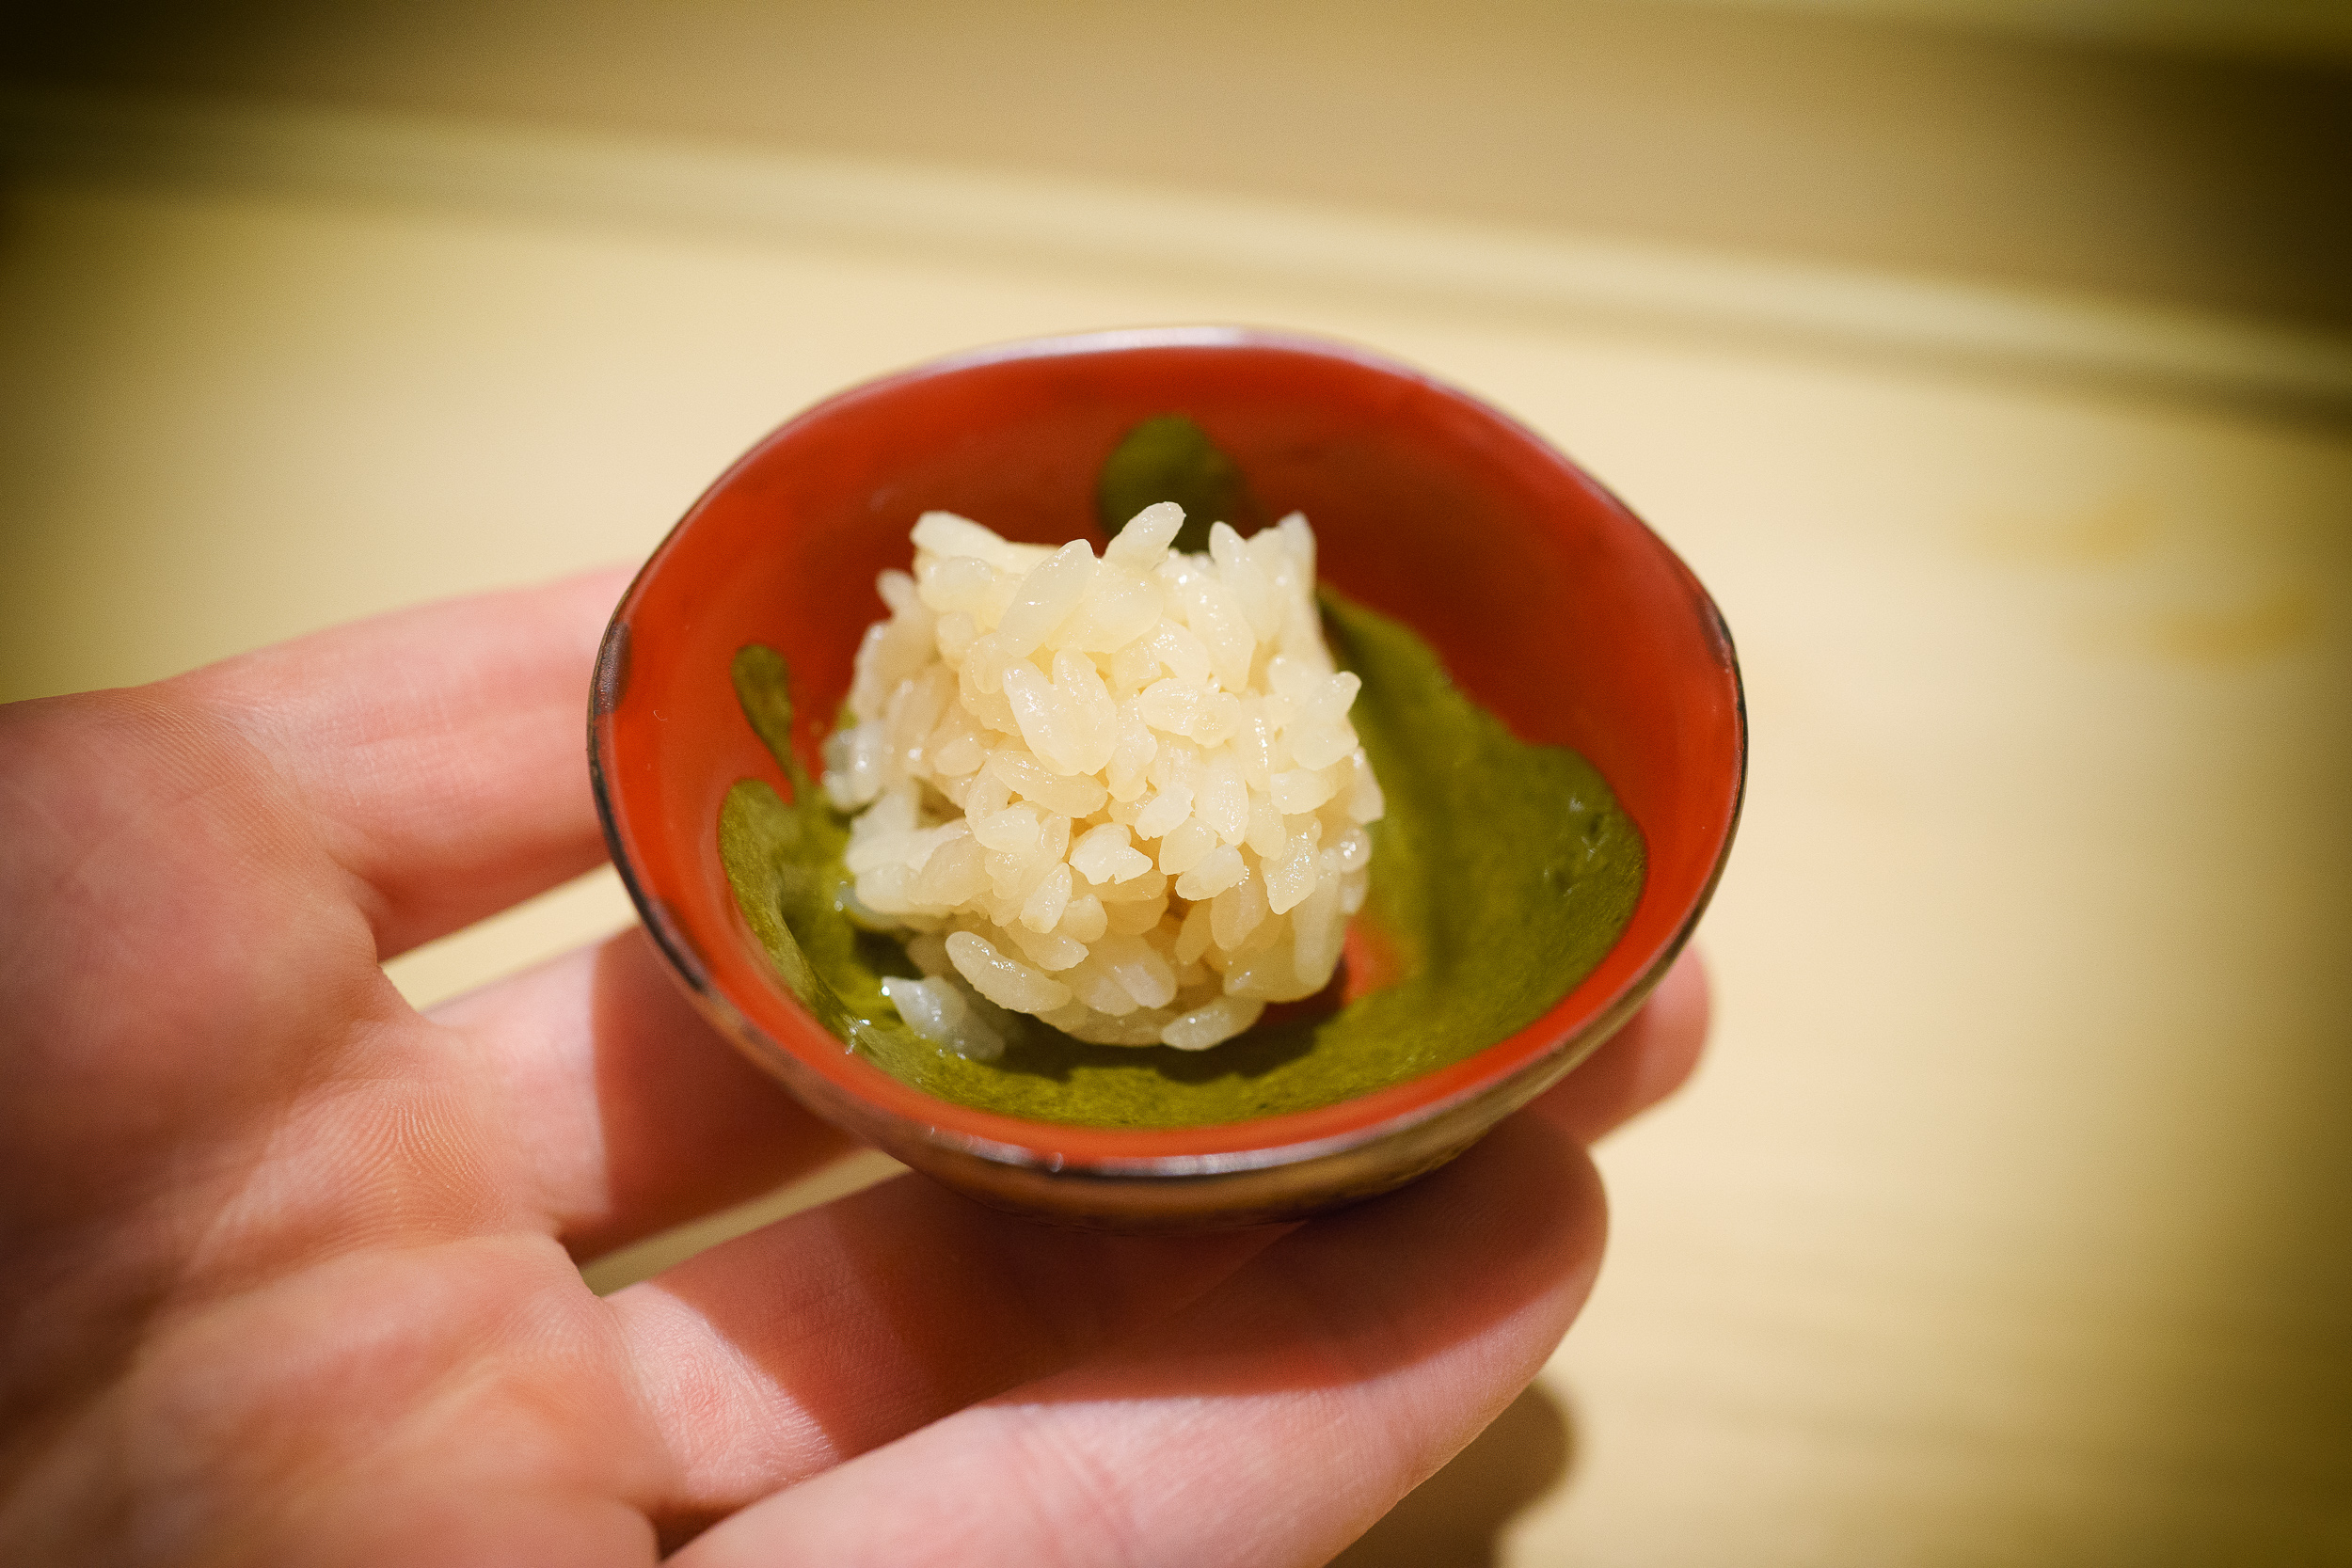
[823,503,1382,1057]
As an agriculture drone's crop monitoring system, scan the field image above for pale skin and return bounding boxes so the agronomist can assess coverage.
[0,568,1709,1566]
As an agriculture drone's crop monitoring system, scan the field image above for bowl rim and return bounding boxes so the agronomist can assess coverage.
[589,324,1747,1177]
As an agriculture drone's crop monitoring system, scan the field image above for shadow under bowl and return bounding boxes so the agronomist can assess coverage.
[590,326,1745,1230]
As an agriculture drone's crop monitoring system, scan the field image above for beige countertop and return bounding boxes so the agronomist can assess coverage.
[5,96,2347,1566]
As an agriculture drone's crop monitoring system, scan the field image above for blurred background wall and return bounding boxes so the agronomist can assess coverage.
[4,5,2348,1565]
[7,0,2351,333]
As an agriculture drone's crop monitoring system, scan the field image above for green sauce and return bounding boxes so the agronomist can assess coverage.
[719,591,1645,1128]
[1095,414,1261,555]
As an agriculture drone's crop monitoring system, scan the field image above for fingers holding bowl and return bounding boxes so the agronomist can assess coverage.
[666,1105,1607,1568]
[599,951,1698,1550]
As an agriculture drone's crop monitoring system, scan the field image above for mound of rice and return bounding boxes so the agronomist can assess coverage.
[822,502,1382,1057]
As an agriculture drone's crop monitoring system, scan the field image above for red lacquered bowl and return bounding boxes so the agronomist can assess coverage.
[590,327,1744,1229]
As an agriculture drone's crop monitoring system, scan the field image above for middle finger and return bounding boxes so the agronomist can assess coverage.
[608,1173,1281,1541]
[433,925,857,1260]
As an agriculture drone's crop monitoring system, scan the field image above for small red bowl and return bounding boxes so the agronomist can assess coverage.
[590,327,1744,1229]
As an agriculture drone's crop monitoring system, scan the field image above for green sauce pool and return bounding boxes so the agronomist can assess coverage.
[718,589,1645,1129]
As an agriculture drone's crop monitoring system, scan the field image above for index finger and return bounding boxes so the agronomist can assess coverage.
[174,567,630,958]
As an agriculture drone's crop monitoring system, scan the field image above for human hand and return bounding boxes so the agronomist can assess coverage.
[0,571,1708,1566]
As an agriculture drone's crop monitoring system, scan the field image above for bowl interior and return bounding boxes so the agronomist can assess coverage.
[594,330,1743,1165]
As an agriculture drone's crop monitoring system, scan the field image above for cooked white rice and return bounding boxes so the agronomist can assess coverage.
[824,503,1382,1057]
